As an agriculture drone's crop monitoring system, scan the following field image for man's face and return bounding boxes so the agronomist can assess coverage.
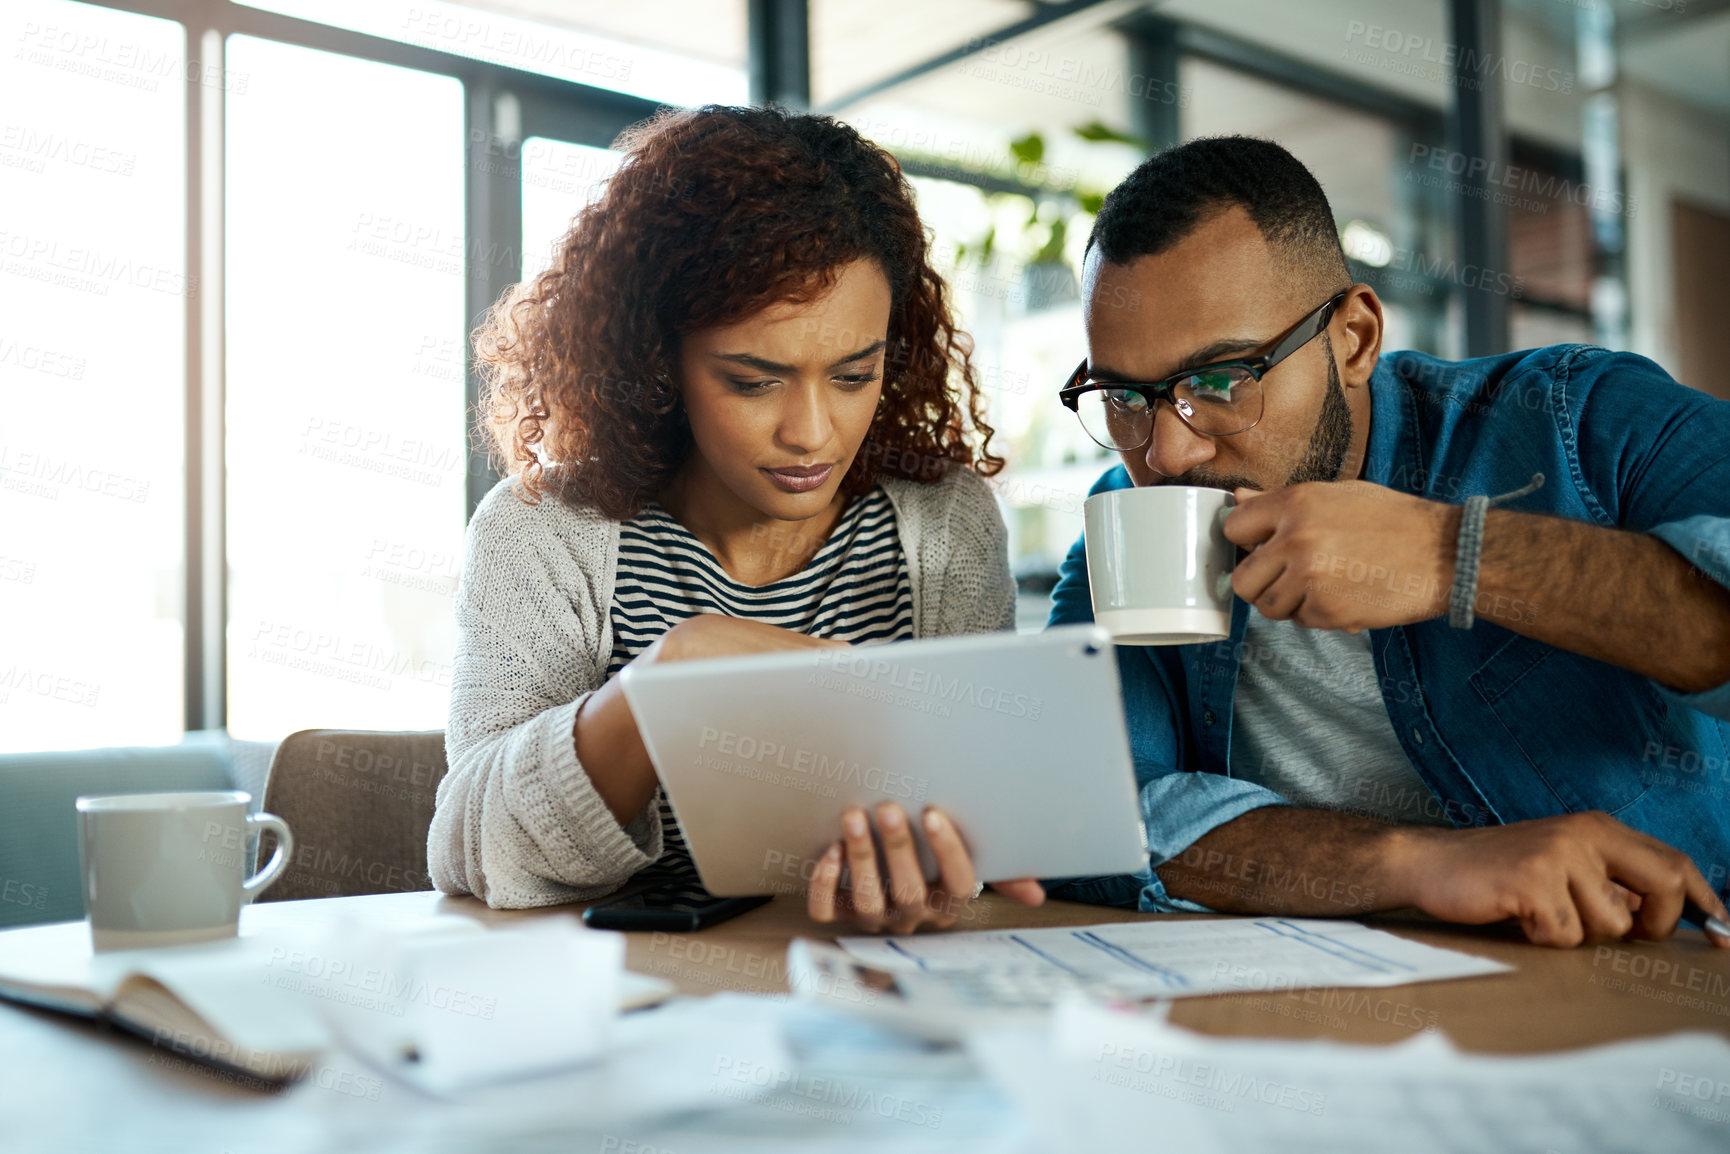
[1081,205,1368,492]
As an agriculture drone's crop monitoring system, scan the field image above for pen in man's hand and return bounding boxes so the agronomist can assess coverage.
[1682,899,1730,943]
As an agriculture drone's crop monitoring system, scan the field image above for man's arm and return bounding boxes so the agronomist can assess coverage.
[1501,347,1730,703]
[1474,510,1730,694]
[1158,805,1730,948]
[1151,806,1400,917]
[1227,348,1730,712]
[1225,487,1730,701]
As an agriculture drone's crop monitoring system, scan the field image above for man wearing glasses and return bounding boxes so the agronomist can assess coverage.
[1047,135,1730,948]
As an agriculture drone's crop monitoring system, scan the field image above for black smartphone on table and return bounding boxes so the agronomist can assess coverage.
[581,879,771,932]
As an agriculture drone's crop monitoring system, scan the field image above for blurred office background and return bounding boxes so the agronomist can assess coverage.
[2,0,1726,753]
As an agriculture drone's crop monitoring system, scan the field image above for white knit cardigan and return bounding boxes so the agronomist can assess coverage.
[427,466,1017,909]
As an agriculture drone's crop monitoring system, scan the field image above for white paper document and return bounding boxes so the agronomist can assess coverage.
[838,918,1510,1000]
[970,995,1730,1154]
[305,915,626,1093]
[273,994,1039,1154]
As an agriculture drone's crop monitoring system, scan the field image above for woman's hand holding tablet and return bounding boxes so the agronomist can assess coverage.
[594,614,1029,934]
[653,619,1045,934]
[805,802,1044,934]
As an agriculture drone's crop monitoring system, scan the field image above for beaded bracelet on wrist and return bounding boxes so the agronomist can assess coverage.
[1448,473,1545,630]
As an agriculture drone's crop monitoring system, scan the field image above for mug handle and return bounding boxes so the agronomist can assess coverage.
[243,812,294,900]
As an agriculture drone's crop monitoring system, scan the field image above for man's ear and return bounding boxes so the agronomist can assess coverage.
[1336,285,1384,389]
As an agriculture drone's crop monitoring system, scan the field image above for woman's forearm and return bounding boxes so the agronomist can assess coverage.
[572,675,662,827]
[574,615,849,827]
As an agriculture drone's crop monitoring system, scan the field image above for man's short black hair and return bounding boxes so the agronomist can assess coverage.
[1088,135,1350,290]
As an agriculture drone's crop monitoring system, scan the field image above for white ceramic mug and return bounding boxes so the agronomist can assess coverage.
[76,790,293,950]
[1084,485,1238,644]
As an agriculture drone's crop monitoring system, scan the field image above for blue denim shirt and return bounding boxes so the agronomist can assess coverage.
[1046,345,1730,913]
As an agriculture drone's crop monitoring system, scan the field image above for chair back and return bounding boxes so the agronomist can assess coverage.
[255,729,447,902]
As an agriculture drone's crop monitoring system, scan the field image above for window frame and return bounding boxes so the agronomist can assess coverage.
[76,1,661,732]
[61,0,1603,737]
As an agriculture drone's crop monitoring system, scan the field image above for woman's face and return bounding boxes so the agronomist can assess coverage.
[676,259,892,521]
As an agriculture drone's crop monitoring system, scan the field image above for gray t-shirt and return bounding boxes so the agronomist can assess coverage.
[1228,608,1453,827]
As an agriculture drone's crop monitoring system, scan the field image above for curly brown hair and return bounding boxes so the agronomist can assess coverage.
[473,104,1004,518]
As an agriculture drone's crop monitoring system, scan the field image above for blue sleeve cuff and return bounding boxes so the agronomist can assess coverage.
[1040,768,1292,912]
[1661,675,1730,722]
[1042,872,1149,908]
[1046,464,1132,630]
[1136,877,1230,915]
[1649,516,1730,721]
[1134,772,1292,914]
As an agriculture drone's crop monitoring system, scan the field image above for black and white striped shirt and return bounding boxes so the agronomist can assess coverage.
[605,486,914,881]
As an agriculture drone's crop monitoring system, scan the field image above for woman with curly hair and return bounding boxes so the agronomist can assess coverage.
[427,105,1046,934]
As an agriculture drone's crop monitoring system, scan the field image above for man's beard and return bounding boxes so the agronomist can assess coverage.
[1152,333,1353,492]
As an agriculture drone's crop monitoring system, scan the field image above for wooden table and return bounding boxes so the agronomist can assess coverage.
[5,888,1729,1145]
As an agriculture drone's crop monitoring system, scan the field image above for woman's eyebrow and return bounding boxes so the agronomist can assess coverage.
[829,339,886,367]
[709,339,886,374]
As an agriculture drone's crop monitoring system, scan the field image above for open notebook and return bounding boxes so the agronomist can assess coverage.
[0,914,676,1085]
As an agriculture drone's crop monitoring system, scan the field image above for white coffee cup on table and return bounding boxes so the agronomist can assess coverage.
[76,790,294,950]
[1084,485,1239,645]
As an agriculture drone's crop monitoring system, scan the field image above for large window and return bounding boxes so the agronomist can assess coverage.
[1182,56,1447,357]
[520,137,621,281]
[0,0,187,752]
[846,18,1146,628]
[4,0,1720,753]
[235,0,746,106]
[224,35,466,739]
[903,172,1114,623]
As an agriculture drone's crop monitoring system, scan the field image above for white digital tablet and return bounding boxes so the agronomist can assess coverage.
[617,624,1150,897]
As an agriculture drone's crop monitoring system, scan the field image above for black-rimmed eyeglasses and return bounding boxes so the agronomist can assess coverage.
[1059,290,1348,451]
